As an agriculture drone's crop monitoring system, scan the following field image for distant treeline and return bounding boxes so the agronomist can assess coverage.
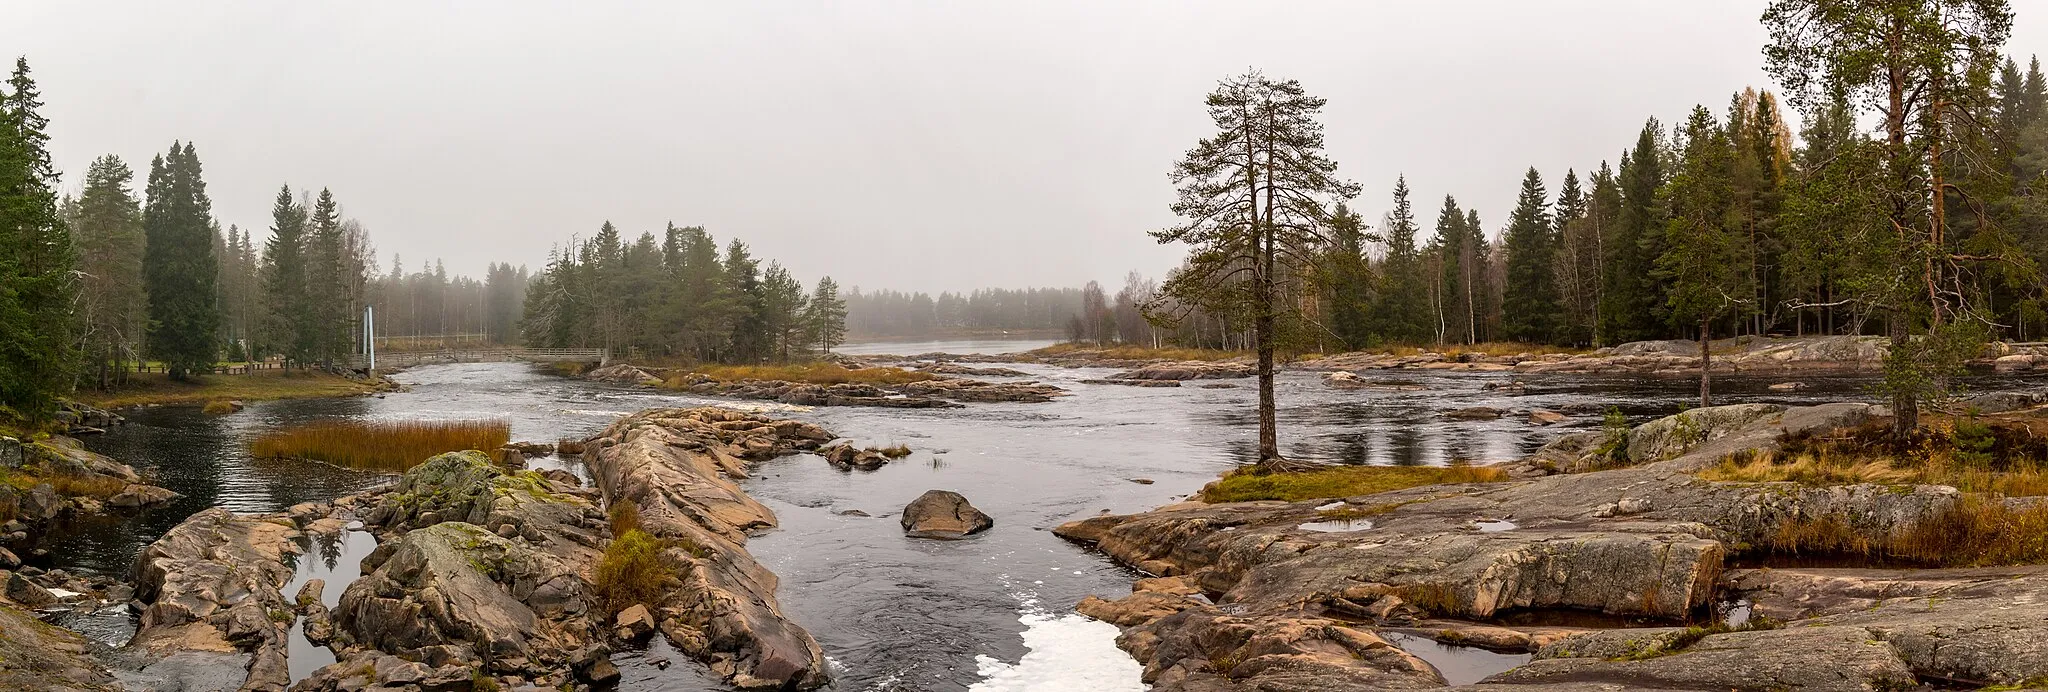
[843,287,1081,338]
[520,222,846,363]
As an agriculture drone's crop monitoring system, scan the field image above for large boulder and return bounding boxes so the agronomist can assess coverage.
[334,522,598,673]
[1624,403,1784,463]
[900,490,994,540]
[123,507,303,692]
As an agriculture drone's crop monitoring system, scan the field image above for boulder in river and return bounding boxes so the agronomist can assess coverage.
[1526,409,1568,425]
[1443,406,1505,421]
[900,490,994,540]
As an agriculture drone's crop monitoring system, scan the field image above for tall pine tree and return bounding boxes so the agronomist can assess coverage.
[1501,168,1560,343]
[70,154,145,389]
[142,142,220,379]
[0,57,78,418]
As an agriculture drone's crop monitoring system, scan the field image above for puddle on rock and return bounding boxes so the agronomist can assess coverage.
[1381,631,1531,685]
[283,527,379,683]
[1297,519,1374,533]
[1472,519,1517,532]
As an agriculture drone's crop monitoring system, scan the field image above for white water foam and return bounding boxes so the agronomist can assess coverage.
[968,610,1145,692]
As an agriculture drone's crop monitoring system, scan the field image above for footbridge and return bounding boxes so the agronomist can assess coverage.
[349,347,608,369]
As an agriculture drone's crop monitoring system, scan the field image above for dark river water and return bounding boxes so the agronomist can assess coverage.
[38,345,2048,691]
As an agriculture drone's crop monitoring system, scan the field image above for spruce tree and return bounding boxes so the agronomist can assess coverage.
[261,185,312,364]
[1429,196,1468,345]
[1324,203,1373,349]
[1587,162,1624,345]
[142,142,220,379]
[1500,168,1560,343]
[71,154,146,389]
[1553,169,1597,345]
[0,57,78,419]
[1463,208,1490,343]
[1372,176,1430,344]
[722,239,767,362]
[305,188,352,364]
[1603,120,1668,343]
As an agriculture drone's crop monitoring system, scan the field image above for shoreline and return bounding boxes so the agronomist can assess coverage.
[1056,400,2048,689]
[69,369,395,410]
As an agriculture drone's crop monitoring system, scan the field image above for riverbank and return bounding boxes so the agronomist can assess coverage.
[1057,400,2048,689]
[72,369,390,409]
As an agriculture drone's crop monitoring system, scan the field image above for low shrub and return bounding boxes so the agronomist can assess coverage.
[608,501,642,539]
[592,528,677,616]
[1200,463,1507,503]
[250,419,510,471]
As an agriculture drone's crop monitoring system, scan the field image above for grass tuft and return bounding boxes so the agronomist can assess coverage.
[608,501,642,539]
[201,400,239,415]
[593,528,677,616]
[250,419,510,471]
[1201,464,1507,503]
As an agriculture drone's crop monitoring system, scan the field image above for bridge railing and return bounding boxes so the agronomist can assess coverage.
[342,347,608,368]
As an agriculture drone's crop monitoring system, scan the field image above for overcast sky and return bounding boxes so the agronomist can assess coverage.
[7,2,2045,294]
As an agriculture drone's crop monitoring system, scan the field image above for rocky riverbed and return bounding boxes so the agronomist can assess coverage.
[584,363,1066,407]
[1055,400,2048,690]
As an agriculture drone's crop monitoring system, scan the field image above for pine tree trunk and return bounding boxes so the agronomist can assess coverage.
[1890,315,1917,436]
[1699,318,1712,408]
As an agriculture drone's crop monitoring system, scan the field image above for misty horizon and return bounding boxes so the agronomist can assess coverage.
[8,1,2046,294]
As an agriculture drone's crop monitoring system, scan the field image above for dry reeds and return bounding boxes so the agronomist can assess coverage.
[250,419,510,471]
[1201,463,1508,503]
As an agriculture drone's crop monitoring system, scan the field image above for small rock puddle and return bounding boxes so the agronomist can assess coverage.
[1380,631,1533,685]
[281,522,378,683]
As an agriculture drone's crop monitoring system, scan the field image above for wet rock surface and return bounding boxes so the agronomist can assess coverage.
[1057,402,2046,691]
[899,490,993,540]
[285,450,611,691]
[118,507,304,691]
[0,598,119,690]
[584,407,832,689]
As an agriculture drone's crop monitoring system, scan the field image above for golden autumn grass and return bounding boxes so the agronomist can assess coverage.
[1762,496,2048,567]
[680,362,937,386]
[1201,464,1507,503]
[77,369,381,409]
[1700,415,2048,496]
[250,419,510,471]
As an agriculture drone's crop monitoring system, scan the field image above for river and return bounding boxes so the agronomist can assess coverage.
[39,342,2048,690]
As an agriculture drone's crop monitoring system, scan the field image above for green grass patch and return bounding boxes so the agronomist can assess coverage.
[76,369,381,409]
[250,419,510,471]
[1200,464,1507,503]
